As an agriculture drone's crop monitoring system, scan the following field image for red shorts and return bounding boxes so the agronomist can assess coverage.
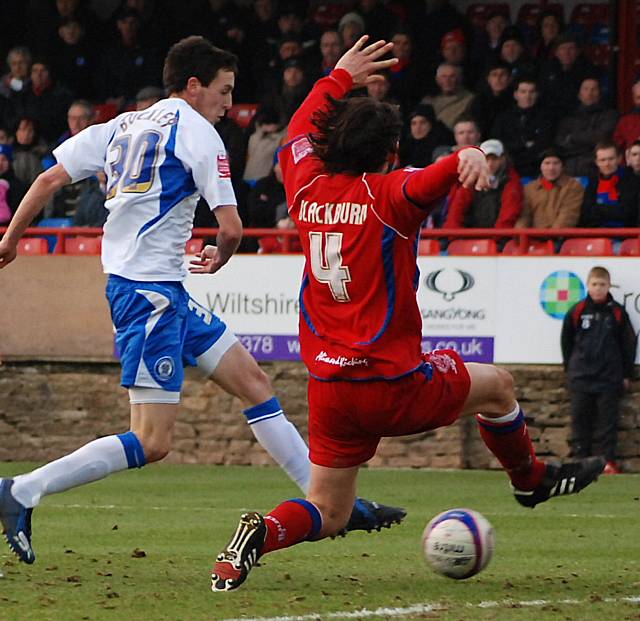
[307,349,471,468]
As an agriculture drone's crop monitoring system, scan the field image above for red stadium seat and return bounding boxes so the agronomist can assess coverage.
[227,103,258,129]
[559,238,613,256]
[186,238,204,254]
[466,3,510,30]
[17,238,49,255]
[310,2,349,29]
[418,239,441,255]
[571,3,610,27]
[619,238,640,256]
[447,239,498,256]
[94,102,119,123]
[502,239,555,255]
[65,236,102,255]
[517,3,564,27]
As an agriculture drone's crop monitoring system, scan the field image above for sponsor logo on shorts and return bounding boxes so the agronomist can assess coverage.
[154,356,176,380]
[217,153,231,178]
[292,137,313,164]
[428,351,458,374]
[315,351,369,368]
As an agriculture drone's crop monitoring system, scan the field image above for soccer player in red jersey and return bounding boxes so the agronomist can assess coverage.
[211,37,606,592]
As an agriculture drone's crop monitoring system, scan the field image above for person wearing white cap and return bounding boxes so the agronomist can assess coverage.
[444,138,524,228]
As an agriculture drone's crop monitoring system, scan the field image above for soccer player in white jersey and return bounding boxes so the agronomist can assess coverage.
[0,36,404,564]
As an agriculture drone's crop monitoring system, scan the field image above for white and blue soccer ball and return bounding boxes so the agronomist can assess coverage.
[422,508,495,579]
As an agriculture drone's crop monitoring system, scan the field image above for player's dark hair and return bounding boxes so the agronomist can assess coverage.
[309,95,402,174]
[163,36,238,94]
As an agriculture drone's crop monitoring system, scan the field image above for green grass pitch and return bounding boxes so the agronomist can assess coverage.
[0,463,638,621]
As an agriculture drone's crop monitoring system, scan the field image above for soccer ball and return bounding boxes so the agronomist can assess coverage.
[422,508,494,579]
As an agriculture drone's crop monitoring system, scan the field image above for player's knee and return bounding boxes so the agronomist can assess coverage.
[493,366,515,405]
[137,435,172,463]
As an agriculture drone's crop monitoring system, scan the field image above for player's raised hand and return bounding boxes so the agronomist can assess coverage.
[457,147,491,191]
[189,244,225,275]
[0,239,17,269]
[335,35,398,89]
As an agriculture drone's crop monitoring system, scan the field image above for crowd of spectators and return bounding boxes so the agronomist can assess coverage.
[0,0,639,249]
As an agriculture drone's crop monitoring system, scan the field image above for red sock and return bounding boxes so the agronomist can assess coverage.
[262,499,322,554]
[476,407,546,490]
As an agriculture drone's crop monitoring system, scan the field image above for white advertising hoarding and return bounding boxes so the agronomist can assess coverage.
[184,256,640,364]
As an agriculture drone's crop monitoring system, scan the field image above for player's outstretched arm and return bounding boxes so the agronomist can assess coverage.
[0,164,71,269]
[189,205,242,275]
[287,36,397,140]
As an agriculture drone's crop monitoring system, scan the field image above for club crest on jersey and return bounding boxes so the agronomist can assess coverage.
[217,153,231,178]
[154,356,176,381]
[292,137,313,164]
[428,351,458,374]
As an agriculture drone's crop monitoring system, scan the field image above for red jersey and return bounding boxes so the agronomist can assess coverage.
[279,69,470,381]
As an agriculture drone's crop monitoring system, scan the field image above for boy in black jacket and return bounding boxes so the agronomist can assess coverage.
[561,266,637,473]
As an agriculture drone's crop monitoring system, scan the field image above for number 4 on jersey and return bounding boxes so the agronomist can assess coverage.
[309,231,351,302]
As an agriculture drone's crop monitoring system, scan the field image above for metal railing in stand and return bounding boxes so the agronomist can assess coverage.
[2,226,639,255]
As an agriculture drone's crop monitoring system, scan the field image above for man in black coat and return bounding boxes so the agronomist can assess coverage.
[490,76,554,178]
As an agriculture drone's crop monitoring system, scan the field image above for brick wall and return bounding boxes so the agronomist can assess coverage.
[1,362,638,472]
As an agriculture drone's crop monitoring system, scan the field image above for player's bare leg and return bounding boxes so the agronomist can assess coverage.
[1,401,176,563]
[208,343,406,533]
[461,363,605,507]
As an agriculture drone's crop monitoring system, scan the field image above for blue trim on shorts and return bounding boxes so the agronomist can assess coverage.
[289,498,322,538]
[309,362,425,383]
[243,397,283,424]
[117,431,147,468]
[477,409,525,435]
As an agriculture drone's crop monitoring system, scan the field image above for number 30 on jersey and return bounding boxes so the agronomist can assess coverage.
[309,231,351,302]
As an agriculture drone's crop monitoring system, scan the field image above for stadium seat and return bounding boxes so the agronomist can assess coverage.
[186,238,204,254]
[94,102,119,123]
[571,3,610,26]
[65,236,102,255]
[227,103,258,129]
[310,2,348,29]
[517,3,564,27]
[447,239,498,256]
[502,239,555,255]
[466,3,510,30]
[37,217,74,252]
[559,238,614,256]
[619,238,640,256]
[418,239,441,255]
[17,238,49,255]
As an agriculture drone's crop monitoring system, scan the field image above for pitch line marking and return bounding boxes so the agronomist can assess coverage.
[42,504,632,520]
[219,596,640,621]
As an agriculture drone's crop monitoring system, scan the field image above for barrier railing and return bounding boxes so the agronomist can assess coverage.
[1,226,640,254]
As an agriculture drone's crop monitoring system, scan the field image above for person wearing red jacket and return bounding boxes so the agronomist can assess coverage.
[613,80,640,153]
[210,37,606,593]
[444,139,523,228]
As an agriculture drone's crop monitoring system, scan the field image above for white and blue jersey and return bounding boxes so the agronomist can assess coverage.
[53,99,238,395]
[53,98,236,282]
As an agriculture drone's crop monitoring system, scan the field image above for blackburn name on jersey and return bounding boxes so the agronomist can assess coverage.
[53,98,236,281]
